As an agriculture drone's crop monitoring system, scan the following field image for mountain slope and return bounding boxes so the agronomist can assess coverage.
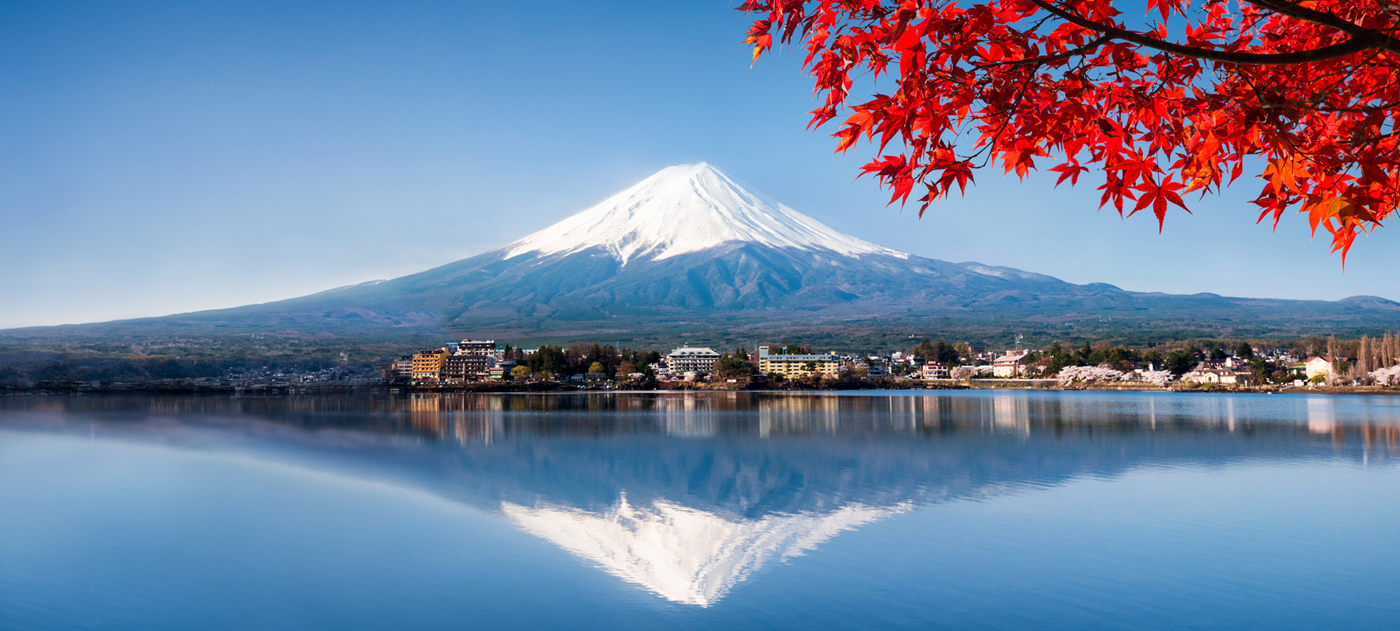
[255,163,1129,320]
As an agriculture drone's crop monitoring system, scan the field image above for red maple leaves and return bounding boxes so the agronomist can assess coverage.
[741,0,1400,261]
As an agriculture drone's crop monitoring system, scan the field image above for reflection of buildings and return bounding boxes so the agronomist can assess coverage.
[759,395,841,436]
[408,394,504,444]
[992,394,1030,433]
[1360,421,1400,456]
[503,495,906,606]
[660,396,718,438]
[13,392,1399,459]
[1308,397,1337,435]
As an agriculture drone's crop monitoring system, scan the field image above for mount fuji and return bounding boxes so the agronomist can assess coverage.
[502,163,908,264]
[7,163,1400,345]
[259,162,1127,336]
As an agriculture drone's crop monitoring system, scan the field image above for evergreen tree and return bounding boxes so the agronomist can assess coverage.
[1164,349,1199,375]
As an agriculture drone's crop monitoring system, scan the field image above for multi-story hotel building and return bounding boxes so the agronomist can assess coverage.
[442,355,490,383]
[411,349,450,382]
[457,339,499,359]
[665,346,721,375]
[758,345,841,377]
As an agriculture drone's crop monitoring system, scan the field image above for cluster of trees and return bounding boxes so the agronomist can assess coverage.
[908,338,965,366]
[881,338,968,376]
[1021,337,1400,384]
[1356,334,1400,375]
[1027,342,1161,375]
[507,343,661,382]
[1304,334,1400,384]
[1224,336,1400,385]
[1057,365,1172,387]
[1157,341,1306,383]
[0,357,339,388]
[714,348,753,380]
[1025,340,1286,380]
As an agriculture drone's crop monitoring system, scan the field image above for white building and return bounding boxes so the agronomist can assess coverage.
[1181,368,1251,385]
[919,364,950,379]
[457,339,500,360]
[1304,356,1334,380]
[992,350,1031,378]
[666,346,721,375]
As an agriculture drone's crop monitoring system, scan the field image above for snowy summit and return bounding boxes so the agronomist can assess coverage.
[503,163,907,265]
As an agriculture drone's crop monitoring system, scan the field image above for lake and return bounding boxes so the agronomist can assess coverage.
[1,391,1397,630]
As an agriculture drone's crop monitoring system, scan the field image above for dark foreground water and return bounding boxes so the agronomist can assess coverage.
[1,391,1398,630]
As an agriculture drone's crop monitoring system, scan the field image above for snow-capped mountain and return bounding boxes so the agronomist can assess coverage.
[503,163,906,264]
[17,162,1399,342]
[302,162,1119,331]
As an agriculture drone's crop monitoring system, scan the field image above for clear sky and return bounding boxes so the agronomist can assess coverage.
[2,0,1397,329]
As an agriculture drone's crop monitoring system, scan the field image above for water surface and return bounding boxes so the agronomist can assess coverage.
[1,391,1397,630]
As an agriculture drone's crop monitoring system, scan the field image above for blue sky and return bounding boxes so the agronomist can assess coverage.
[2,0,1397,329]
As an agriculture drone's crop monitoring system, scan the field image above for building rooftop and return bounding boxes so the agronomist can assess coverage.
[668,347,720,357]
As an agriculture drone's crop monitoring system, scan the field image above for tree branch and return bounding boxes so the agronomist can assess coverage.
[1024,0,1396,65]
[974,35,1113,68]
[1244,0,1400,51]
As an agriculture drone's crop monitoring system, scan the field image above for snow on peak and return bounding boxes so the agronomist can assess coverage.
[502,495,908,607]
[503,163,907,264]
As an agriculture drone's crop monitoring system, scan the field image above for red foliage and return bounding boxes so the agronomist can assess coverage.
[741,0,1400,261]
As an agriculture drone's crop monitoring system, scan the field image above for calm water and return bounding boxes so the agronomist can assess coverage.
[1,391,1398,630]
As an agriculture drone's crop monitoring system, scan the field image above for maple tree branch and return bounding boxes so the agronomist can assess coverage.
[1243,0,1400,50]
[966,67,1050,168]
[974,35,1113,68]
[1024,0,1399,65]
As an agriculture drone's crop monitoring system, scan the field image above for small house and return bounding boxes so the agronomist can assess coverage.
[992,350,1030,378]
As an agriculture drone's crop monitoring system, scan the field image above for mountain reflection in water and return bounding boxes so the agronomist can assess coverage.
[2,391,1398,608]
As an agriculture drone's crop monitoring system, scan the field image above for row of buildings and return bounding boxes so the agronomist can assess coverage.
[385,342,855,384]
[647,345,1028,380]
[386,338,1337,386]
[385,338,1039,385]
[390,340,514,384]
[655,345,845,381]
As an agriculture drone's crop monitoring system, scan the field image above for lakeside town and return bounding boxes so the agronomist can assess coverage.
[7,334,1400,395]
[384,334,1400,392]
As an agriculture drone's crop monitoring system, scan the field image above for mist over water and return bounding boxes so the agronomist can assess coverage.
[2,391,1398,630]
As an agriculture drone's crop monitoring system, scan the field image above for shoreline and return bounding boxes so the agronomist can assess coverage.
[4,381,1400,397]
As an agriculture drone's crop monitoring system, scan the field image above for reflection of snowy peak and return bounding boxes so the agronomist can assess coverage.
[503,495,908,606]
[502,163,906,265]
